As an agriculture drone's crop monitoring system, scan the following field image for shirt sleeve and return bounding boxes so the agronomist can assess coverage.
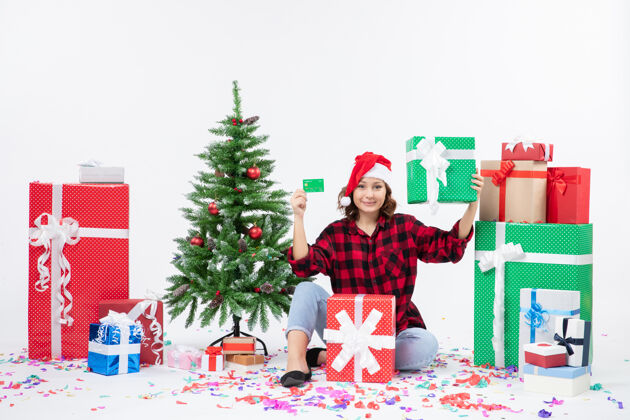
[287,229,335,278]
[411,216,473,264]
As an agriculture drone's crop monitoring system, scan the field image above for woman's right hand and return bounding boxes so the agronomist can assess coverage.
[291,189,307,218]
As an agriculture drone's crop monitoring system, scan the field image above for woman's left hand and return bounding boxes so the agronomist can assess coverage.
[458,171,484,239]
[470,171,484,200]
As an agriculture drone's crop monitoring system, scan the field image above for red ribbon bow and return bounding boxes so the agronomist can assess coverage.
[491,160,515,186]
[547,170,567,195]
[205,346,222,356]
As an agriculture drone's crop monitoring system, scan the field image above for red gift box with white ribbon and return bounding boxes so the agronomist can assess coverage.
[98,299,164,365]
[201,346,224,371]
[501,140,554,162]
[28,182,129,359]
[524,342,567,368]
[323,294,395,383]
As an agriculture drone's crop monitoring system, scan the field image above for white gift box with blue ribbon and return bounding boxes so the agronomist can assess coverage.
[88,311,143,376]
[518,288,580,371]
[523,363,591,396]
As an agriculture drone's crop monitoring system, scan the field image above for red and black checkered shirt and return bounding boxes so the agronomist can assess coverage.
[288,213,473,334]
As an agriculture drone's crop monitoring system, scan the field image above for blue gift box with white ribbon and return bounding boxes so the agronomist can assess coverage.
[87,312,143,376]
[518,288,580,369]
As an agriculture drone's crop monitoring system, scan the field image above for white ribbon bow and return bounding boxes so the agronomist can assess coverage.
[29,213,80,326]
[416,137,450,214]
[504,138,551,161]
[96,310,143,374]
[504,139,535,153]
[78,158,103,167]
[323,309,395,375]
[477,242,525,273]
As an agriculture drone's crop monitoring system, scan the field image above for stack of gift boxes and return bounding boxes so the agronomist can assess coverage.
[164,336,265,372]
[222,337,265,367]
[27,166,264,376]
[472,140,593,396]
[27,168,168,375]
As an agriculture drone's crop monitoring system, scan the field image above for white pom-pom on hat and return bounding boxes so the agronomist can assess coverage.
[340,196,351,207]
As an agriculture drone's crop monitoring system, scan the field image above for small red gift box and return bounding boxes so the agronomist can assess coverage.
[222,337,256,354]
[201,346,224,371]
[524,342,567,368]
[98,299,164,365]
[546,167,591,224]
[323,294,395,383]
[501,140,553,162]
[28,182,129,359]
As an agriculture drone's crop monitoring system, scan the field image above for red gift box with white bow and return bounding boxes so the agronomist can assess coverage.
[501,140,554,162]
[323,294,395,383]
[98,299,164,365]
[28,182,129,359]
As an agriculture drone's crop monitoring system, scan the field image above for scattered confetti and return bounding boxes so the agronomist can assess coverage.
[0,345,623,417]
[544,397,563,406]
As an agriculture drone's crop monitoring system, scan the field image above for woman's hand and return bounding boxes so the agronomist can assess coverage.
[458,171,484,239]
[291,189,307,218]
[469,171,484,209]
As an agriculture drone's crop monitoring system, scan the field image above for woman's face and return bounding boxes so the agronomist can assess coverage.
[352,177,386,218]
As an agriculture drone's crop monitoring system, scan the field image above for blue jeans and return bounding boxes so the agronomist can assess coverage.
[286,282,439,371]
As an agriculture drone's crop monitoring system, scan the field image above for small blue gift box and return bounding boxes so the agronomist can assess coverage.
[88,322,142,376]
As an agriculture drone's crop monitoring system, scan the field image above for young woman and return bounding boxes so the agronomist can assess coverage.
[280,151,484,387]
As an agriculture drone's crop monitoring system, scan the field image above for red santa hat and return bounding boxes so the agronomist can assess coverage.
[340,152,393,207]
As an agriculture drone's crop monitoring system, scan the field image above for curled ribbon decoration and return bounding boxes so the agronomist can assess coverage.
[491,160,515,186]
[323,309,395,375]
[547,170,568,196]
[29,213,80,326]
[416,137,450,214]
[126,297,164,365]
[524,302,550,332]
[477,242,525,273]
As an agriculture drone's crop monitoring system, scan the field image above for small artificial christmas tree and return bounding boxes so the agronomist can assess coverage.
[166,81,306,338]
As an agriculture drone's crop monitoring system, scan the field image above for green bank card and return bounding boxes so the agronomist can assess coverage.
[303,179,324,192]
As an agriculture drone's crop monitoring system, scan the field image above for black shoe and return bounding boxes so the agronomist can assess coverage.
[306,347,326,368]
[280,368,312,387]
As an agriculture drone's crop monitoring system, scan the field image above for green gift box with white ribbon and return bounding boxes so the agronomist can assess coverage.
[405,136,476,213]
[473,221,593,369]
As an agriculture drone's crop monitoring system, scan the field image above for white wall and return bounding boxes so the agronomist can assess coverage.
[1,1,628,352]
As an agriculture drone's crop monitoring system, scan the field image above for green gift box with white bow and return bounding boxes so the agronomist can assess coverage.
[473,221,593,369]
[405,137,477,212]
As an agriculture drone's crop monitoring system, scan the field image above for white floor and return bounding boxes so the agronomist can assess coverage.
[2,334,628,420]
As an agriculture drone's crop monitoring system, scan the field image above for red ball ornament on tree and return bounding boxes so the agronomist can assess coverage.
[246,165,261,180]
[190,236,204,247]
[208,202,219,215]
[248,225,262,240]
[254,287,261,293]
